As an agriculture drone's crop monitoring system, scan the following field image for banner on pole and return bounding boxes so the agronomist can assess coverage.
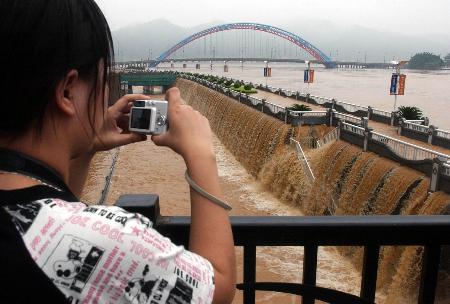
[390,73,406,95]
[304,69,314,83]
[398,74,406,95]
[264,67,272,77]
[390,73,399,95]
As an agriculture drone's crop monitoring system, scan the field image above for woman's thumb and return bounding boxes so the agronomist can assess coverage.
[151,133,168,147]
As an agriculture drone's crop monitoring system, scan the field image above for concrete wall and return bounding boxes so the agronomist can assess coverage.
[400,128,429,143]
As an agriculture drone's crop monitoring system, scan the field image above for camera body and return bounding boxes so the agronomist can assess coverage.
[129,100,169,135]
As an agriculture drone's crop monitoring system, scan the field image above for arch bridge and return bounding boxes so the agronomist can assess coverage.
[151,22,336,68]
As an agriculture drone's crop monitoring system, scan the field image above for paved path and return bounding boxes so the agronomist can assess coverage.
[254,89,450,156]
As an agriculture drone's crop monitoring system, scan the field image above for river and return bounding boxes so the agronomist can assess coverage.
[158,62,450,129]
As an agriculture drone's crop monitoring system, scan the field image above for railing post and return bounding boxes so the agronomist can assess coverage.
[418,245,441,304]
[285,107,289,124]
[328,108,334,127]
[302,245,318,304]
[306,93,310,104]
[424,117,430,126]
[391,110,399,126]
[429,158,443,192]
[243,245,256,304]
[361,117,369,129]
[337,121,342,140]
[261,99,266,113]
[360,245,380,302]
[296,91,299,100]
[428,125,437,145]
[331,98,336,110]
[364,127,373,152]
[398,118,404,135]
[367,106,373,120]
[239,92,242,103]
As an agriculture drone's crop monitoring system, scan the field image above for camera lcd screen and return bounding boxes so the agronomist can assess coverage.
[131,108,152,130]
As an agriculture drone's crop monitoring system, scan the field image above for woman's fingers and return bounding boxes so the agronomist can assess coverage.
[111,94,149,114]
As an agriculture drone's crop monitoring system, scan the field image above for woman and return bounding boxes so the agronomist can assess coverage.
[0,1,236,303]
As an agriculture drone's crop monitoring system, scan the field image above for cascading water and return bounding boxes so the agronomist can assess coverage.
[176,78,450,303]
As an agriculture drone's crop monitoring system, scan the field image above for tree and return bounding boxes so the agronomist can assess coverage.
[408,52,444,70]
[445,53,450,66]
[289,104,312,111]
[398,106,423,120]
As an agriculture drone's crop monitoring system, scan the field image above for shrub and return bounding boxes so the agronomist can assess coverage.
[398,106,423,120]
[244,84,253,91]
[225,80,233,87]
[289,104,312,111]
[233,82,242,89]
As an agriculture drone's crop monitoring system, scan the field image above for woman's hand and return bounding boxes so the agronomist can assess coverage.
[93,94,148,152]
[151,88,214,163]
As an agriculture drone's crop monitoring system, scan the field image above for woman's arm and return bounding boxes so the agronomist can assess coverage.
[152,88,236,303]
[186,154,236,304]
[68,94,148,197]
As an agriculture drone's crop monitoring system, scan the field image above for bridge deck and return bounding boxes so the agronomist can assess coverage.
[253,90,450,156]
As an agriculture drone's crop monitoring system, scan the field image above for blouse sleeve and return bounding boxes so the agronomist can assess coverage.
[3,198,215,304]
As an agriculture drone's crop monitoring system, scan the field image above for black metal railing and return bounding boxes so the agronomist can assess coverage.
[115,194,450,304]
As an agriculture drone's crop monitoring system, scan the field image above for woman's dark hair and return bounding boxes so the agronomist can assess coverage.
[0,0,114,138]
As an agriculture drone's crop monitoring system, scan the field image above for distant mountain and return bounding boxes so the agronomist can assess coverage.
[113,19,221,62]
[112,19,450,63]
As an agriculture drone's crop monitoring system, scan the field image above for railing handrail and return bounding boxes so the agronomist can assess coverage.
[402,121,429,133]
[290,138,315,181]
[371,131,450,161]
[335,100,369,110]
[318,127,339,147]
[436,128,450,139]
[334,111,362,124]
[371,108,392,117]
[155,214,450,246]
[289,110,328,115]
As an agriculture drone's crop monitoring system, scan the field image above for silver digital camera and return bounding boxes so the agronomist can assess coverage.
[129,100,169,135]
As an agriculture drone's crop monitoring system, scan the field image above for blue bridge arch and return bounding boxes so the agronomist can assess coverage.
[151,23,335,68]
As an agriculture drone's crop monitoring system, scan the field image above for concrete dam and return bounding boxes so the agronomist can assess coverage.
[175,77,450,303]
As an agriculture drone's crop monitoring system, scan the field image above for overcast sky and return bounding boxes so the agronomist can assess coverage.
[95,0,450,36]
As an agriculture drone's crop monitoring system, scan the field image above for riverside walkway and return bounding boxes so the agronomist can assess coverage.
[253,89,450,156]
